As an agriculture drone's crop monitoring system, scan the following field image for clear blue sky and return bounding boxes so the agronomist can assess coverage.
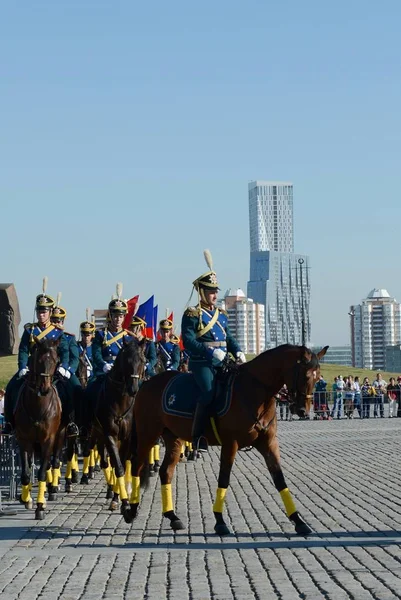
[1,1,400,345]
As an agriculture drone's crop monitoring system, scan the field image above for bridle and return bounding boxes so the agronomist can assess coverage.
[287,353,319,409]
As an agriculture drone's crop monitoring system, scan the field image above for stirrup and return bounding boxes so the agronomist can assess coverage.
[66,422,79,437]
[193,436,208,453]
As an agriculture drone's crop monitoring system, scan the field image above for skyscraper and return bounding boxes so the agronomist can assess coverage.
[247,180,311,348]
[350,289,401,370]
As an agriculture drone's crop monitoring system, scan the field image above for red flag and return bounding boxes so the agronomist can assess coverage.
[123,295,139,329]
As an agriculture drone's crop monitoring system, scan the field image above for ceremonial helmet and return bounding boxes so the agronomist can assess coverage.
[170,333,180,344]
[35,277,55,310]
[131,315,147,328]
[159,318,173,331]
[108,283,128,315]
[80,308,95,335]
[52,293,67,321]
[192,249,220,293]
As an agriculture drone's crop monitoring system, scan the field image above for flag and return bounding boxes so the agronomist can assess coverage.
[153,305,158,341]
[135,296,154,340]
[123,295,139,329]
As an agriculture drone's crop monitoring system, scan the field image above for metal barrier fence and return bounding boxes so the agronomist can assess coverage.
[0,434,20,500]
[276,390,400,420]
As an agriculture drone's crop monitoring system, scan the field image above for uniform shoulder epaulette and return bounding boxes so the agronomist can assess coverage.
[124,329,134,336]
[219,308,228,316]
[24,322,33,330]
[53,324,65,331]
[64,331,75,337]
[184,306,200,318]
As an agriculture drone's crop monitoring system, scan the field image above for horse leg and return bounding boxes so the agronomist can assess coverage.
[255,435,311,536]
[19,448,33,510]
[212,441,238,536]
[104,434,129,515]
[80,436,92,485]
[35,440,53,520]
[64,436,75,493]
[125,437,157,524]
[159,430,184,531]
[49,430,64,501]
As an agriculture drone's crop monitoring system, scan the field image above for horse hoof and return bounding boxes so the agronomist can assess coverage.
[35,509,45,520]
[88,467,95,479]
[106,488,113,499]
[171,519,185,531]
[109,501,119,511]
[48,493,57,502]
[129,503,139,520]
[149,468,155,477]
[80,474,89,485]
[214,523,230,536]
[295,521,312,536]
[71,470,79,484]
[94,464,101,472]
[122,509,133,523]
[65,482,73,493]
[24,500,33,510]
[187,452,195,461]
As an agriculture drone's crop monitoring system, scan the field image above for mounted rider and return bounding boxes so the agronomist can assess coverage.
[91,285,134,377]
[77,314,96,383]
[2,278,70,434]
[156,318,180,371]
[50,296,81,436]
[181,250,246,452]
[129,314,157,379]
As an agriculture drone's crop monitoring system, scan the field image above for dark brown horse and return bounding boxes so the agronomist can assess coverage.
[124,344,328,535]
[82,339,146,517]
[14,339,62,520]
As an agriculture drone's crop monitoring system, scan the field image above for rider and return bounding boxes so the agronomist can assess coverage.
[84,286,134,431]
[2,281,70,434]
[129,315,157,379]
[156,319,180,371]
[51,300,80,436]
[77,316,96,383]
[181,250,246,452]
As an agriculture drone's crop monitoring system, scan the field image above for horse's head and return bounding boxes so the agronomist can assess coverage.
[113,338,146,397]
[28,338,60,395]
[285,345,329,418]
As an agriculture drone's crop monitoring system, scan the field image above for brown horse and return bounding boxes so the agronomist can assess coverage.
[124,344,328,536]
[14,339,62,520]
[82,339,146,517]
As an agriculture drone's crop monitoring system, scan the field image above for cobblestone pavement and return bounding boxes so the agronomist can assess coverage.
[1,418,401,599]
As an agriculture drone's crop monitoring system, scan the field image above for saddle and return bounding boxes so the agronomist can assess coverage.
[162,359,237,419]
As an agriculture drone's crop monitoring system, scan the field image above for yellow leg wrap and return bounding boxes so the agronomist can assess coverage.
[90,449,95,468]
[21,484,32,503]
[161,483,173,513]
[189,442,193,451]
[181,443,185,455]
[213,487,227,513]
[154,444,160,461]
[74,454,80,472]
[65,461,73,479]
[130,476,141,504]
[125,460,132,485]
[52,468,61,488]
[149,447,154,465]
[117,476,128,500]
[46,469,53,484]
[185,441,190,447]
[103,468,110,484]
[83,456,90,475]
[280,488,297,517]
[37,481,47,505]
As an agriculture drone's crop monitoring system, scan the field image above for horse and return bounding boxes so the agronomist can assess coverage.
[81,338,146,517]
[14,338,62,520]
[123,343,328,536]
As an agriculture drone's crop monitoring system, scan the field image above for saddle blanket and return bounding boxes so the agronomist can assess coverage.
[162,373,234,419]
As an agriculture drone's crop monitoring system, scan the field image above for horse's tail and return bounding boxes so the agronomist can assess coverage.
[131,412,150,489]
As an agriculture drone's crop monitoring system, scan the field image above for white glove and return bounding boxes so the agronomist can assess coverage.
[86,367,92,378]
[212,348,226,364]
[58,366,67,378]
[18,368,29,378]
[103,363,113,373]
[64,370,71,380]
[236,351,247,364]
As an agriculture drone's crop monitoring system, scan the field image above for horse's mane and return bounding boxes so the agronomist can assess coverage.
[257,344,312,358]
[33,338,59,353]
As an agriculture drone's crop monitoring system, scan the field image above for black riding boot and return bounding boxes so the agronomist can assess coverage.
[192,403,210,453]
